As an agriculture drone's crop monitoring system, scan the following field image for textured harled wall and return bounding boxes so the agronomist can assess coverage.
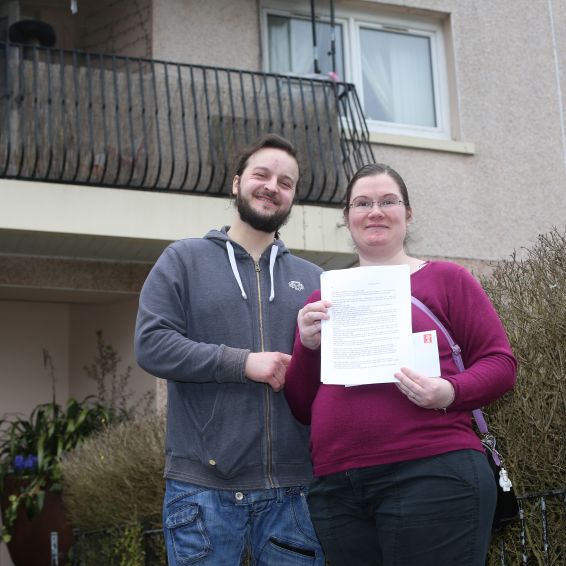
[152,0,260,69]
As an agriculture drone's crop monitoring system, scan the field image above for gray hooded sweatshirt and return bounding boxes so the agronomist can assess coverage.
[135,227,323,490]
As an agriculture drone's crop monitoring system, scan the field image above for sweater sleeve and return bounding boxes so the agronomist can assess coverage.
[284,291,323,424]
[134,246,249,384]
[441,265,517,411]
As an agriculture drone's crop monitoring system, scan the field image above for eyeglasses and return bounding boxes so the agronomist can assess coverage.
[347,198,407,212]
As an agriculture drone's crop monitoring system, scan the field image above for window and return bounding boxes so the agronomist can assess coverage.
[267,14,345,79]
[263,4,451,139]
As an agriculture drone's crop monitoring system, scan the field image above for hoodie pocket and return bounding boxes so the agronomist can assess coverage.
[200,384,263,479]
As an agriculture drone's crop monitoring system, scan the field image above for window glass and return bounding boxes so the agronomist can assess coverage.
[360,27,436,127]
[267,14,345,79]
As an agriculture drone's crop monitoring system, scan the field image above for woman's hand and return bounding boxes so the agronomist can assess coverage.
[297,300,332,350]
[394,367,455,410]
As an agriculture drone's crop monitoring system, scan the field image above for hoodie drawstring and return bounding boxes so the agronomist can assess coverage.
[225,242,279,302]
[268,245,278,302]
[226,241,247,300]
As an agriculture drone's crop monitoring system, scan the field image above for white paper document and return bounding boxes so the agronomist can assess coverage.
[320,265,414,385]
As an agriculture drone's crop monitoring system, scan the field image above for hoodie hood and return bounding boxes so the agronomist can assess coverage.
[205,226,289,302]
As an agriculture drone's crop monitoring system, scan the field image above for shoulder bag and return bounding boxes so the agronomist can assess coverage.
[411,296,520,533]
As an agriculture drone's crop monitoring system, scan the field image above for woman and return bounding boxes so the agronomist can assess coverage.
[284,163,516,566]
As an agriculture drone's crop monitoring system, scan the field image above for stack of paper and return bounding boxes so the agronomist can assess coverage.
[320,265,440,386]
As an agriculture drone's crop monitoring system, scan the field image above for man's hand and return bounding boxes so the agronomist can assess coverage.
[245,352,292,392]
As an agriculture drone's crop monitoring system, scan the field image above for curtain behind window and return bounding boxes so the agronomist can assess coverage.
[361,28,436,127]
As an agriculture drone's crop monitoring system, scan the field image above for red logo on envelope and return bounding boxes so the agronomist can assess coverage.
[423,333,432,344]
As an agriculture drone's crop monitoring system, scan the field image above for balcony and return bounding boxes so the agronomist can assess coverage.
[0,42,375,205]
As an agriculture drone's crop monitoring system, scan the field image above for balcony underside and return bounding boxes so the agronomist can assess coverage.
[0,178,358,304]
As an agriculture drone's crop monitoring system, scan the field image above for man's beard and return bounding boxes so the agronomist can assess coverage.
[235,193,292,234]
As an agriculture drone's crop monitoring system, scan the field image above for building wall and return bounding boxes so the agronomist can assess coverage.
[6,0,565,262]
[151,0,566,263]
[0,300,70,416]
[152,0,260,69]
[0,296,156,418]
[68,299,158,407]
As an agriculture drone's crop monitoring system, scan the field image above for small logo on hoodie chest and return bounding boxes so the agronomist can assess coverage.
[288,281,305,291]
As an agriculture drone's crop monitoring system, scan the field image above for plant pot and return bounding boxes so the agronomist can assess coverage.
[1,476,73,566]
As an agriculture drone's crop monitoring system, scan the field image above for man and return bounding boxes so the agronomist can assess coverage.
[135,134,324,565]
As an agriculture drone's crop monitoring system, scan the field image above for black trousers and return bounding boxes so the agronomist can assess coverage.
[307,449,496,566]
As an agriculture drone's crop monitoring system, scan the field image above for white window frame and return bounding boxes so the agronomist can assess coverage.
[261,2,452,140]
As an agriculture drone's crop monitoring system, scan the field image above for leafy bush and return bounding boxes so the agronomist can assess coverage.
[482,227,566,565]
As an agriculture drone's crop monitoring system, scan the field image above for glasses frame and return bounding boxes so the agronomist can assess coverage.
[346,198,407,212]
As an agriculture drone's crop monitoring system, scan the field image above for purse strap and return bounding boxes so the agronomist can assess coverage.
[410,296,499,463]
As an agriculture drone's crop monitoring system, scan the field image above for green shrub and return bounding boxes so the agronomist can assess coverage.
[71,523,167,566]
[61,412,165,531]
[482,228,566,565]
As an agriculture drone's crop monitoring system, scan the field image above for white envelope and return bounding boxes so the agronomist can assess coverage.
[411,330,441,377]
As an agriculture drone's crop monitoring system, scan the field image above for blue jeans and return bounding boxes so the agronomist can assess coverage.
[163,479,325,565]
[307,449,496,566]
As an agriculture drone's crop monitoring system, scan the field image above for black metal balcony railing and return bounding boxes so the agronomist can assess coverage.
[0,42,375,205]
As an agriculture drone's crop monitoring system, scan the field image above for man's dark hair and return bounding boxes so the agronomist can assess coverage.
[234,133,299,178]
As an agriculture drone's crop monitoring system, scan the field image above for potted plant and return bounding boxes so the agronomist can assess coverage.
[0,397,110,565]
[0,332,150,565]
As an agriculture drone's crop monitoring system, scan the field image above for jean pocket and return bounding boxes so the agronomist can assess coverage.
[165,503,212,564]
[259,537,317,565]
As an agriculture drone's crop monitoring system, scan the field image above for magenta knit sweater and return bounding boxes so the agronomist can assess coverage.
[284,261,517,478]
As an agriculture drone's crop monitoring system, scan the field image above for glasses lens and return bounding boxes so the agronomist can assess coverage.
[351,198,372,210]
[380,200,398,208]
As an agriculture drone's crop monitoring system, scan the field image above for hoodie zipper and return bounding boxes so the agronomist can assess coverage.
[255,259,274,488]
